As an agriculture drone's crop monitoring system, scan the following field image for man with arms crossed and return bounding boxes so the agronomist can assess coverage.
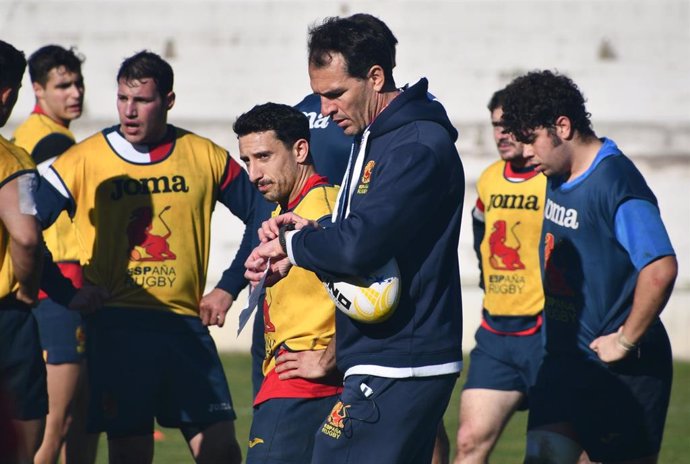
[454,88,547,463]
[12,44,97,464]
[234,102,341,463]
[35,51,255,464]
[246,15,464,463]
[501,70,677,464]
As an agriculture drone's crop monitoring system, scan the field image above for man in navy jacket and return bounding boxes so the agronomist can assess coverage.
[245,14,464,463]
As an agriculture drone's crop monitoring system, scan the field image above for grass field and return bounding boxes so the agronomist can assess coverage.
[94,353,690,463]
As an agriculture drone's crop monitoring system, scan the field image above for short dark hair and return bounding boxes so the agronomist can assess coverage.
[0,40,26,90]
[117,51,173,98]
[487,88,507,112]
[501,70,594,143]
[233,103,311,151]
[308,14,398,82]
[28,45,84,86]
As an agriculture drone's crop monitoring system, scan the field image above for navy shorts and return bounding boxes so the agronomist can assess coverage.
[464,326,543,409]
[247,395,338,463]
[86,308,236,437]
[33,297,86,364]
[0,307,48,420]
[311,373,457,464]
[528,323,672,461]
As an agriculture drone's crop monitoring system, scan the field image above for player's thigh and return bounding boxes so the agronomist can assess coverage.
[529,338,671,462]
[577,362,671,459]
[465,327,542,396]
[157,318,236,427]
[247,396,337,464]
[312,374,456,464]
[33,298,86,364]
[85,317,162,436]
[0,309,47,420]
[45,362,81,421]
[459,388,524,440]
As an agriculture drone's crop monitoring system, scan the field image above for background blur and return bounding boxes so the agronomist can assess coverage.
[2,0,688,357]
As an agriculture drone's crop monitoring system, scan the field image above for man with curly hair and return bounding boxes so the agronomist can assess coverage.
[501,70,677,464]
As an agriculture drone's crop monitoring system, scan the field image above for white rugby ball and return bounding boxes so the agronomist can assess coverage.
[322,258,401,323]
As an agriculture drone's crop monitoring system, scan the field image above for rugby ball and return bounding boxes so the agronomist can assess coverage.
[322,258,401,323]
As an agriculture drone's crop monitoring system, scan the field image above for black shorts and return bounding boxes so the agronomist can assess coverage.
[464,326,543,409]
[0,307,48,420]
[528,323,672,461]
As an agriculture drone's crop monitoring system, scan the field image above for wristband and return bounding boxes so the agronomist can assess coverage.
[617,331,636,352]
[278,223,295,253]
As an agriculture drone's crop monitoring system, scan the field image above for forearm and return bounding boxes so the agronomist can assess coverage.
[621,255,677,344]
[40,246,78,306]
[10,224,43,295]
[320,333,337,373]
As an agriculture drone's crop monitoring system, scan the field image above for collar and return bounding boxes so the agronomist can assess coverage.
[286,174,329,211]
[32,104,68,128]
[504,161,540,182]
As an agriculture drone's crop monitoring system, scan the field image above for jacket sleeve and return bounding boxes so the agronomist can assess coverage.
[290,141,460,278]
[40,246,78,306]
[217,156,256,223]
[35,169,73,229]
[214,156,259,296]
[472,198,486,290]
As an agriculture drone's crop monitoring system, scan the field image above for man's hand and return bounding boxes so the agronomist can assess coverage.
[244,239,290,287]
[16,285,39,306]
[68,285,109,314]
[199,288,234,327]
[589,327,634,363]
[258,212,317,243]
[274,349,335,380]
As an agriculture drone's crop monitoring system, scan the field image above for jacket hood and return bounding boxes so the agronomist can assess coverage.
[368,78,458,142]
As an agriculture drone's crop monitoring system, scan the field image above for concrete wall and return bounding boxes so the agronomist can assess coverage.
[1,0,688,356]
[2,0,689,127]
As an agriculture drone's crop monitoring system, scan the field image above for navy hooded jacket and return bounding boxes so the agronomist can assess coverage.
[289,78,465,376]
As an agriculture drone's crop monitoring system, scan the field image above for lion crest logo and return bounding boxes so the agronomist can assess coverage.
[488,220,525,270]
[361,160,375,184]
[327,401,350,429]
[127,206,177,262]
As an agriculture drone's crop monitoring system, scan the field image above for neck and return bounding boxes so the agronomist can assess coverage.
[283,165,316,210]
[368,88,400,128]
[36,102,70,128]
[509,157,529,170]
[566,133,602,181]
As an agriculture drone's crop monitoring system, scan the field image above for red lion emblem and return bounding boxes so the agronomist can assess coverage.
[543,232,574,296]
[488,220,525,270]
[327,401,350,429]
[127,206,177,262]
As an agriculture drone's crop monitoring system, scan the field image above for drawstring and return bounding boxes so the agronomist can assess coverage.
[332,128,371,223]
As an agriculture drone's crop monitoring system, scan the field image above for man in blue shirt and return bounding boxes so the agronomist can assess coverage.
[501,70,677,464]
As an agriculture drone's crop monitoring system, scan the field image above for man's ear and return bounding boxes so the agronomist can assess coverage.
[368,65,387,92]
[32,81,46,101]
[165,91,176,110]
[294,138,310,164]
[555,115,573,140]
[0,86,14,106]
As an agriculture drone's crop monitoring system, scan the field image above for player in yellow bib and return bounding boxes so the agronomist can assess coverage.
[454,89,548,463]
[11,44,98,464]
[0,41,46,463]
[34,51,254,464]
[234,103,341,464]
